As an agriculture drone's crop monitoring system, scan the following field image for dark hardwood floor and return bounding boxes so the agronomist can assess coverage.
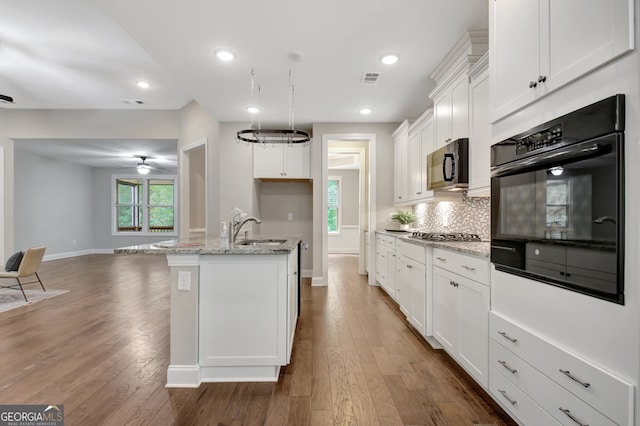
[0,253,514,425]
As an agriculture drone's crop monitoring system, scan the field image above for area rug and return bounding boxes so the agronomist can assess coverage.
[0,288,69,314]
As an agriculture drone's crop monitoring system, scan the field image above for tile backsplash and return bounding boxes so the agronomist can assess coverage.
[412,194,490,240]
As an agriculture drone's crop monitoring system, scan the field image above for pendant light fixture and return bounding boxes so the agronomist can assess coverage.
[236,69,311,145]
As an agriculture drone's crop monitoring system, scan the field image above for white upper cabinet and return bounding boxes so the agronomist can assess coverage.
[490,0,634,122]
[429,30,488,150]
[393,121,409,205]
[467,53,491,196]
[253,144,310,179]
[407,109,434,201]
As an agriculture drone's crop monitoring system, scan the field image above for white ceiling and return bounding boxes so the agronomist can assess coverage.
[1,0,488,165]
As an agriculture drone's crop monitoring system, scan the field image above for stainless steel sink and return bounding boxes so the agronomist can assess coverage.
[237,239,287,246]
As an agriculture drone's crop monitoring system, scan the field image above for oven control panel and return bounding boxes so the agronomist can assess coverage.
[516,124,563,155]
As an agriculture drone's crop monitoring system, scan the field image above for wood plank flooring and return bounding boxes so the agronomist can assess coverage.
[0,253,514,425]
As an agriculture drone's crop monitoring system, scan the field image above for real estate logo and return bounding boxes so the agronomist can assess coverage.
[0,404,64,426]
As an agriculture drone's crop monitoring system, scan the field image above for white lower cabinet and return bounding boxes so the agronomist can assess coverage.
[490,312,634,426]
[375,233,397,299]
[397,240,426,335]
[433,248,490,389]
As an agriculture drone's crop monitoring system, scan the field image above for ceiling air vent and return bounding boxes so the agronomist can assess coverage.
[121,99,144,105]
[360,72,381,85]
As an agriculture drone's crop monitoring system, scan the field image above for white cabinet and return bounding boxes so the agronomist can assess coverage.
[397,240,426,334]
[489,312,635,426]
[198,249,298,380]
[393,121,409,205]
[286,246,299,363]
[375,233,397,299]
[432,73,469,150]
[407,109,434,201]
[429,30,488,149]
[364,230,370,273]
[489,0,634,121]
[432,248,490,389]
[253,144,310,179]
[467,53,491,196]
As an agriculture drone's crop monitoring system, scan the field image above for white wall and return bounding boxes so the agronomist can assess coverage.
[0,109,13,259]
[328,169,360,253]
[178,101,220,235]
[14,149,94,256]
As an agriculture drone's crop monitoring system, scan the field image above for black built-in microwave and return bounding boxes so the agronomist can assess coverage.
[490,95,625,304]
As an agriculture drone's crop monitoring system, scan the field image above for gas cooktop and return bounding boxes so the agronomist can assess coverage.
[408,232,482,242]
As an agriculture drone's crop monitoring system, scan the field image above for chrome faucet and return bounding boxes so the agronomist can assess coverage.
[231,216,262,242]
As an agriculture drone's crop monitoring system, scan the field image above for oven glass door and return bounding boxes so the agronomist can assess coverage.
[491,133,623,303]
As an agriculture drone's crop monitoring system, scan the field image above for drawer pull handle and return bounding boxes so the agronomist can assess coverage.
[498,360,517,374]
[559,407,589,426]
[498,389,517,406]
[498,331,518,343]
[559,369,591,388]
[461,265,476,271]
[435,257,447,262]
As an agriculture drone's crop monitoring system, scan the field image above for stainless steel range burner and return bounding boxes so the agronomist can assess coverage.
[409,232,482,242]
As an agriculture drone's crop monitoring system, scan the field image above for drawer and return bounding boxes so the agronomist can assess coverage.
[397,240,425,264]
[489,366,561,426]
[433,248,489,284]
[375,233,396,249]
[490,340,617,426]
[490,312,634,426]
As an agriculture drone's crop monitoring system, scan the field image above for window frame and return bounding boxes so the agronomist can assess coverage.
[327,175,342,236]
[112,174,178,237]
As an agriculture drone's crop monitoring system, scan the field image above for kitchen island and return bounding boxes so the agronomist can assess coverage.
[115,235,301,387]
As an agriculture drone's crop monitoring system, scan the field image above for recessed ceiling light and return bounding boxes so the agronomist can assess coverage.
[214,48,236,61]
[359,108,372,115]
[137,81,150,89]
[380,54,399,65]
[247,106,259,114]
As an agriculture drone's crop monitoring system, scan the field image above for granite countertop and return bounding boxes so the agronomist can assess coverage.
[114,235,302,255]
[376,230,490,259]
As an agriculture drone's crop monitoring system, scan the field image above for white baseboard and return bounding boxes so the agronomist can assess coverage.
[43,248,114,261]
[311,276,327,287]
[302,269,313,278]
[166,365,201,388]
[328,249,360,254]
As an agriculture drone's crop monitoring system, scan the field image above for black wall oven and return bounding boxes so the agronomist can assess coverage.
[490,95,625,304]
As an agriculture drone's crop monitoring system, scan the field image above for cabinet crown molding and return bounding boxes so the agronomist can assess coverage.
[408,108,433,134]
[467,52,489,81]
[429,29,488,99]
[392,119,410,137]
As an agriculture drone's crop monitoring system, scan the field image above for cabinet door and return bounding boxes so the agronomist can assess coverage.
[408,260,426,335]
[450,74,469,141]
[543,0,634,94]
[489,0,540,120]
[254,145,284,178]
[407,130,422,200]
[283,144,310,178]
[419,120,434,195]
[386,250,397,298]
[375,243,387,287]
[468,67,491,193]
[433,267,457,352]
[396,258,411,316]
[456,275,489,389]
[287,247,299,363]
[394,132,408,204]
[433,92,451,150]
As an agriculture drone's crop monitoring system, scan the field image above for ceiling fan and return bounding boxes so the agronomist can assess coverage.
[120,155,172,174]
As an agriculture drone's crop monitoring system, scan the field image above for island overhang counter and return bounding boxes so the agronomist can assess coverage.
[115,235,301,388]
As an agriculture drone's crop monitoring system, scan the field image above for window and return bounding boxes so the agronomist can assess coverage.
[327,176,342,234]
[113,175,177,235]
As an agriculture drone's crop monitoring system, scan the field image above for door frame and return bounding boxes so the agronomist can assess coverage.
[179,138,208,237]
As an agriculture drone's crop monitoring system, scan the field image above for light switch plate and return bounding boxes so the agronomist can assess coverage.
[177,271,191,291]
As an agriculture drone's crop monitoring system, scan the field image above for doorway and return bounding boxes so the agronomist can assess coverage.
[179,138,207,237]
[321,134,376,286]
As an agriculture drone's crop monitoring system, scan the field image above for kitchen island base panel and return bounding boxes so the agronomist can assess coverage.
[166,365,282,387]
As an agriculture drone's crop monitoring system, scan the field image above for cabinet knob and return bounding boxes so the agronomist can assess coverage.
[537,75,547,83]
[529,81,538,88]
